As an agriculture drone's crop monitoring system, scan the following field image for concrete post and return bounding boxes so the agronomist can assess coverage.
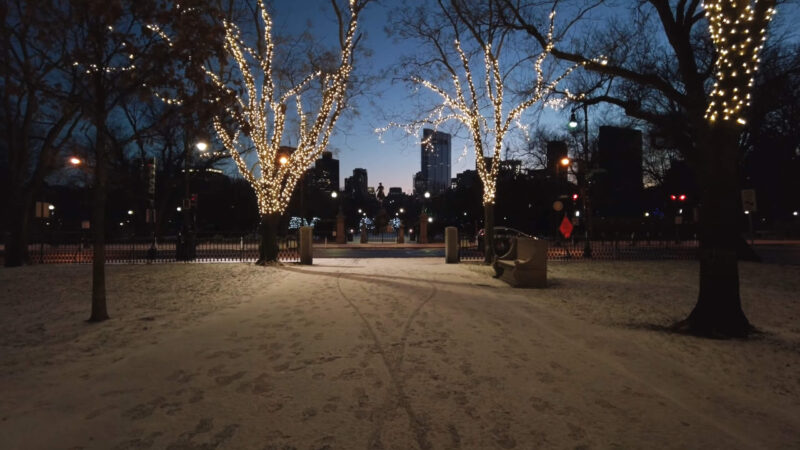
[360,224,368,243]
[445,226,459,263]
[299,226,313,265]
[419,213,428,244]
[397,226,405,244]
[336,212,346,244]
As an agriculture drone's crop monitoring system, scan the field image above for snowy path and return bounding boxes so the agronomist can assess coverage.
[1,259,798,449]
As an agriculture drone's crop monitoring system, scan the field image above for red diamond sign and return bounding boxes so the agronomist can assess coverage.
[559,215,574,238]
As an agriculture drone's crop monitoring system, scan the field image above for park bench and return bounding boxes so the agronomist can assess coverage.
[493,237,548,288]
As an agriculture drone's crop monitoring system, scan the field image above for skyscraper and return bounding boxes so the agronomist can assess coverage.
[595,126,643,217]
[420,128,451,195]
[312,151,339,192]
[344,168,369,199]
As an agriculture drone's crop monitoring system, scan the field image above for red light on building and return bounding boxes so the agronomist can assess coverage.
[572,194,579,201]
[679,194,686,201]
[670,195,677,201]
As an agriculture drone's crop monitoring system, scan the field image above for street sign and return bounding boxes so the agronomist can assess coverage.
[741,189,757,213]
[559,215,574,238]
[147,160,156,196]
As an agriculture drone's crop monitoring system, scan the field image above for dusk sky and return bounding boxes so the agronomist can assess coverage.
[265,1,799,194]
[267,1,569,194]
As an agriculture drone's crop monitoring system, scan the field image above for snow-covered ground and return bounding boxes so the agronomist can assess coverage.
[0,259,798,449]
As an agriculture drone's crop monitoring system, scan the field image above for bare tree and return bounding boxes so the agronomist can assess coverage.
[1,0,81,267]
[500,0,777,337]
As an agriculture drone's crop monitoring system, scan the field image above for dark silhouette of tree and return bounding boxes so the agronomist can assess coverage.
[1,0,82,267]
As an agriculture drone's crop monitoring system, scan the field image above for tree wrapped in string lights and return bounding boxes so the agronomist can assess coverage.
[498,0,776,336]
[382,0,586,263]
[206,0,368,264]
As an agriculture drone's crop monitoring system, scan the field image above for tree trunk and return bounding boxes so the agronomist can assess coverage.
[89,69,109,322]
[4,194,33,267]
[257,212,280,265]
[677,126,751,337]
[483,203,495,264]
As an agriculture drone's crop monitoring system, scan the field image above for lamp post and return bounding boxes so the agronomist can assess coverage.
[179,140,208,260]
[569,103,593,258]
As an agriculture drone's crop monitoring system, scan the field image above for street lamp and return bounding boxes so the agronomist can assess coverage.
[568,113,578,129]
[195,141,208,152]
[69,156,82,166]
[330,191,338,199]
[568,102,592,258]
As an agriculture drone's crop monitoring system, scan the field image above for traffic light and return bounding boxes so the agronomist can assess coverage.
[572,193,579,201]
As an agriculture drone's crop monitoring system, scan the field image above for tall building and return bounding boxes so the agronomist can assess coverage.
[546,141,569,181]
[420,129,451,195]
[312,151,339,192]
[344,168,369,199]
[595,126,643,217]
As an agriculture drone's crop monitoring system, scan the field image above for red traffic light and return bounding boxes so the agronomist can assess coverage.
[679,194,687,201]
[572,194,579,201]
[670,195,677,201]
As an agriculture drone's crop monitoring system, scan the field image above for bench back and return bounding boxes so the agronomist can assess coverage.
[516,237,547,261]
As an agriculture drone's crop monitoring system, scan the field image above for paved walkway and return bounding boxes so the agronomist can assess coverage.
[1,259,798,449]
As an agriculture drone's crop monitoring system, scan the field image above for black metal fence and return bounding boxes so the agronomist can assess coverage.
[11,232,699,264]
[23,233,299,264]
[457,234,699,262]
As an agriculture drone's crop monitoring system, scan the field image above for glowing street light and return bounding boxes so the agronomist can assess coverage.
[330,191,338,199]
[176,206,182,212]
[48,204,55,211]
[424,191,430,199]
[69,156,82,166]
[568,112,578,129]
[560,157,571,167]
[278,155,288,165]
[427,216,433,223]
[128,210,134,215]
[195,141,208,151]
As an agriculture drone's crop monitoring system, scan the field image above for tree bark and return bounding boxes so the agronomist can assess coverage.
[676,125,751,337]
[4,194,33,267]
[257,212,280,265]
[89,128,109,322]
[483,203,495,264]
[88,60,109,322]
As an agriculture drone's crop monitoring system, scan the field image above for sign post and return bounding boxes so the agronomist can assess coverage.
[741,189,757,245]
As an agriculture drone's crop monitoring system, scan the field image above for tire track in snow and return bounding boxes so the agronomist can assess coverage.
[335,266,438,450]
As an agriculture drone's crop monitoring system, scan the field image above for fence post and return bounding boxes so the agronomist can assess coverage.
[299,226,313,265]
[445,226,459,263]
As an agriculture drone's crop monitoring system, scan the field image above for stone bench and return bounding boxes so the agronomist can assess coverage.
[493,237,548,288]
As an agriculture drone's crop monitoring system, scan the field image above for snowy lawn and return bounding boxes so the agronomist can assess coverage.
[0,259,798,449]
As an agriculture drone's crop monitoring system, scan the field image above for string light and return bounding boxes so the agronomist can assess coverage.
[703,0,776,125]
[377,8,580,206]
[207,0,364,216]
